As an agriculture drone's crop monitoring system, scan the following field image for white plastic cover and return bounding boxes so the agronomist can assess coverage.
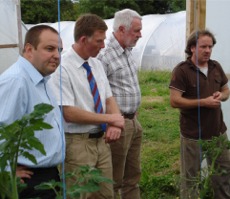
[1,1,229,73]
[34,11,186,71]
[0,0,27,74]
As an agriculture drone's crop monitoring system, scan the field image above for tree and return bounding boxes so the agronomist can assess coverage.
[77,0,186,19]
[134,0,186,15]
[20,0,186,23]
[21,0,79,23]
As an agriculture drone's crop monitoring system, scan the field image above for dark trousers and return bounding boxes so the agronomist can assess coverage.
[19,166,60,199]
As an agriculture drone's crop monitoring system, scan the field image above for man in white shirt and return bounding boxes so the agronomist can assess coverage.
[50,14,124,199]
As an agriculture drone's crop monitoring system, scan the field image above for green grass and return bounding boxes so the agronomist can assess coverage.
[138,70,180,199]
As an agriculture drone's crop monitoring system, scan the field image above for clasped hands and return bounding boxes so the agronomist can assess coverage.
[104,113,125,143]
[203,91,222,108]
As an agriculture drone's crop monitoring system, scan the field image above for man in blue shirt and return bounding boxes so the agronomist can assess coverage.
[0,25,65,199]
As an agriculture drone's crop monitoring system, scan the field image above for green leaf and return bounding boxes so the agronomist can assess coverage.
[0,140,11,152]
[21,151,37,165]
[35,179,59,190]
[21,127,34,138]
[19,142,33,151]
[0,155,9,171]
[0,171,11,198]
[31,103,53,118]
[1,123,21,139]
[31,121,53,130]
[25,137,46,155]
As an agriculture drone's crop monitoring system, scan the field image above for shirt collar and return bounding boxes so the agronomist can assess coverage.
[109,33,132,57]
[70,46,89,69]
[187,58,216,71]
[69,46,98,69]
[109,33,125,56]
[19,56,45,85]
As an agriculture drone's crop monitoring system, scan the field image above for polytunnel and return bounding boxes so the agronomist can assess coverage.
[0,0,27,74]
[1,5,186,73]
[87,11,185,70]
[136,11,186,70]
[26,11,186,71]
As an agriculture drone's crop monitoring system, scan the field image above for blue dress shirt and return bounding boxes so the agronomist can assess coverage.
[0,56,65,167]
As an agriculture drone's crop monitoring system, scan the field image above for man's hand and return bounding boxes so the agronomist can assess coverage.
[16,165,33,183]
[202,95,221,108]
[105,126,122,143]
[213,91,222,100]
[108,114,125,129]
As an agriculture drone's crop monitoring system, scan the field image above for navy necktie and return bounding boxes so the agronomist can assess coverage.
[82,62,106,132]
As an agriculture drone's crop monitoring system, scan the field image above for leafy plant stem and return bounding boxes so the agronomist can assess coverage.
[11,174,18,199]
[11,127,24,199]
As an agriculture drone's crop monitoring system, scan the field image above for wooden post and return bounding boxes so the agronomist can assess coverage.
[16,0,23,55]
[186,0,206,39]
[0,44,18,48]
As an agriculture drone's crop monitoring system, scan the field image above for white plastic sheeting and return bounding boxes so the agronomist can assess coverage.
[205,0,230,134]
[27,11,186,71]
[2,1,230,73]
[0,0,27,74]
[136,11,186,70]
[2,8,186,72]
[206,0,230,75]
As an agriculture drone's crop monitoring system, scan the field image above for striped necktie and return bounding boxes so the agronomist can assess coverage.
[82,62,106,132]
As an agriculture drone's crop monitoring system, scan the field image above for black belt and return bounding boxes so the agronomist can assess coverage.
[17,165,58,172]
[65,131,104,139]
[89,130,104,138]
[123,112,136,119]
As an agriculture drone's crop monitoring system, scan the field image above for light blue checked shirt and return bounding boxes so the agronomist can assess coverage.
[0,56,65,168]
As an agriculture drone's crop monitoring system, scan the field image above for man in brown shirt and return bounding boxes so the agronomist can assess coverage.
[169,30,230,198]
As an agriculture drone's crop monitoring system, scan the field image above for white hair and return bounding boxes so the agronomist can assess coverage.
[113,9,142,32]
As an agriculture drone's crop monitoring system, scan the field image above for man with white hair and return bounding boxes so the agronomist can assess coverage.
[98,9,143,199]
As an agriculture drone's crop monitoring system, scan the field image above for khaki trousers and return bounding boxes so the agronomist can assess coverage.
[180,133,230,199]
[65,133,113,199]
[110,117,143,199]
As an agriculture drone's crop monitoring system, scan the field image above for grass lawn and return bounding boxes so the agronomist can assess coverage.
[138,70,180,198]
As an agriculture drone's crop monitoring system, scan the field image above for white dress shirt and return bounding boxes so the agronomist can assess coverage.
[49,46,112,133]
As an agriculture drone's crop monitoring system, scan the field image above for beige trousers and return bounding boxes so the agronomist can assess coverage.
[65,133,113,199]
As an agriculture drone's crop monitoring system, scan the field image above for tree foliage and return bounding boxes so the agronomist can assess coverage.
[71,0,186,19]
[21,0,79,23]
[20,0,185,23]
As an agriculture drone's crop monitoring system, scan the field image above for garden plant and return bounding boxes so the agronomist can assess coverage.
[0,103,112,199]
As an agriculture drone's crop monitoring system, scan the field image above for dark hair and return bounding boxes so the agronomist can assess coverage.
[24,25,58,52]
[74,13,107,42]
[185,29,217,57]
